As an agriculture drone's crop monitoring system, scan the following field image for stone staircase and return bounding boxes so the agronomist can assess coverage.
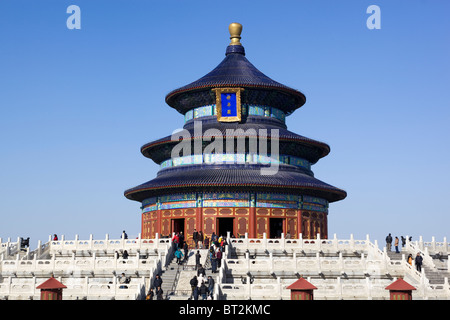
[386,249,450,285]
[159,257,181,299]
[159,249,211,300]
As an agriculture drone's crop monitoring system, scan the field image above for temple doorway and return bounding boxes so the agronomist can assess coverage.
[269,218,283,238]
[172,218,185,235]
[217,218,234,238]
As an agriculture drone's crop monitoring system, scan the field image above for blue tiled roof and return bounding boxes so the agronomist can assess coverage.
[165,45,306,115]
[124,164,346,203]
[140,119,330,165]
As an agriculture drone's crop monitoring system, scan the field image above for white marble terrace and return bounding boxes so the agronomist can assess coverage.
[0,233,449,300]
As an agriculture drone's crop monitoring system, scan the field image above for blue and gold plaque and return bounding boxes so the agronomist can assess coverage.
[213,87,243,122]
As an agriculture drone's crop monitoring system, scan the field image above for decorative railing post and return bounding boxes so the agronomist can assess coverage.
[269,252,274,274]
[277,276,282,299]
[245,232,248,249]
[316,252,321,275]
[339,252,344,272]
[246,251,250,273]
[383,247,389,270]
[448,255,450,272]
[337,276,342,299]
[293,252,297,270]
[263,232,267,251]
[85,276,89,298]
[366,276,372,300]
[299,233,303,250]
[246,275,251,300]
[37,240,42,258]
[333,233,338,251]
[443,237,448,254]
[365,234,370,252]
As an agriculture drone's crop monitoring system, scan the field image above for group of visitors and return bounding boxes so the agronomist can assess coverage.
[189,273,215,300]
[172,232,190,265]
[144,231,229,300]
[406,253,424,272]
[192,229,205,249]
[385,233,412,253]
[386,233,423,272]
[145,274,164,300]
[208,232,227,273]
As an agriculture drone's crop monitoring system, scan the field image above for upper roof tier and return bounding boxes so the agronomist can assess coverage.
[165,23,306,116]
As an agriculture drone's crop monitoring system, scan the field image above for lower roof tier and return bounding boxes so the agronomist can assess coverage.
[124,164,347,203]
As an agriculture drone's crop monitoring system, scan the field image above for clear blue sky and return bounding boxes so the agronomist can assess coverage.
[1,0,449,249]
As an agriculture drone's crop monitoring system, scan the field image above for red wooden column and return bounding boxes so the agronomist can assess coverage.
[248,193,256,238]
[156,209,162,236]
[36,276,67,300]
[248,207,256,238]
[287,277,317,300]
[195,193,203,233]
[385,278,416,300]
[297,209,303,239]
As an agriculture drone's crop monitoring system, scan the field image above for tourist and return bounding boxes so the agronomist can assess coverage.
[119,273,130,289]
[172,232,179,248]
[122,230,128,239]
[197,275,204,292]
[192,283,199,300]
[385,233,392,251]
[199,281,208,300]
[179,231,184,249]
[183,241,189,262]
[207,276,215,300]
[198,231,204,248]
[197,264,206,278]
[216,247,222,269]
[20,237,30,250]
[415,253,423,272]
[156,286,164,300]
[53,234,58,241]
[394,237,400,253]
[210,248,217,273]
[195,250,201,270]
[401,236,406,247]
[211,232,217,245]
[193,229,199,248]
[175,247,184,265]
[153,274,163,289]
[122,250,129,260]
[204,235,209,249]
[407,254,413,265]
[146,288,154,300]
[190,275,198,299]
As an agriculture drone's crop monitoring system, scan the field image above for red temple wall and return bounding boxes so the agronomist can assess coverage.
[142,206,328,245]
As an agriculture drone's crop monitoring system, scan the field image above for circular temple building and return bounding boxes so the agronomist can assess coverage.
[124,23,347,244]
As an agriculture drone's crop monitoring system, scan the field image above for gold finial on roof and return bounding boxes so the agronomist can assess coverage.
[229,22,243,45]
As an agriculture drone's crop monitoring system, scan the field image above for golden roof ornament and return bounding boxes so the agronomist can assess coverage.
[229,22,243,46]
